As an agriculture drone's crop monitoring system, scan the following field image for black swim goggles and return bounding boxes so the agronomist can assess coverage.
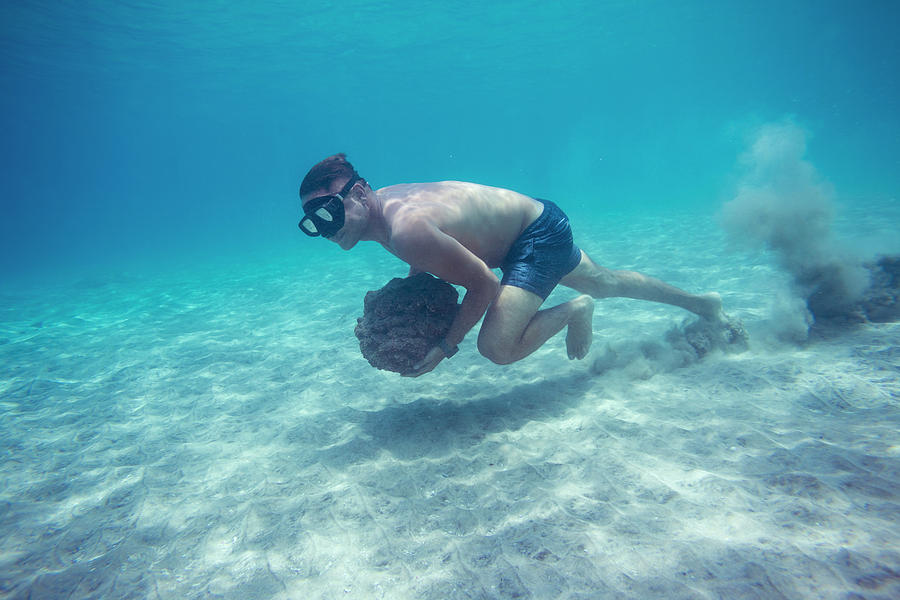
[298,175,363,238]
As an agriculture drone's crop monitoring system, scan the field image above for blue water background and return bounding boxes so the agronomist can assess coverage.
[2,0,898,284]
[4,4,900,598]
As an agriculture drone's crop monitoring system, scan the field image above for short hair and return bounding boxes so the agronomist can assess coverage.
[299,153,359,200]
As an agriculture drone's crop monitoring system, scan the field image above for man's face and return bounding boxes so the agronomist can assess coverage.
[301,176,366,250]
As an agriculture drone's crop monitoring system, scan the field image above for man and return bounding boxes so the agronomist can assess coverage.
[299,153,724,377]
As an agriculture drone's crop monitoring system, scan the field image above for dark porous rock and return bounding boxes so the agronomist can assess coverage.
[807,254,900,327]
[680,314,749,358]
[355,273,460,374]
[860,255,900,323]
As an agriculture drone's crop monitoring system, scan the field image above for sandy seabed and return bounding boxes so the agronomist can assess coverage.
[1,212,898,599]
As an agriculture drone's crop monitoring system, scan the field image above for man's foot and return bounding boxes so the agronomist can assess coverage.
[566,295,594,360]
[696,292,725,323]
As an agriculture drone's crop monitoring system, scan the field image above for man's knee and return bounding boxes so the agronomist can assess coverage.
[477,335,518,365]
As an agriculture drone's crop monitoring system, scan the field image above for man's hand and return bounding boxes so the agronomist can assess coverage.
[403,346,446,377]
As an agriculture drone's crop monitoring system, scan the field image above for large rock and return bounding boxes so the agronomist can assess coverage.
[859,255,900,323]
[807,254,900,326]
[355,273,460,374]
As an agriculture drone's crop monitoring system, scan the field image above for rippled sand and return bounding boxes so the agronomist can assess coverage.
[2,214,898,599]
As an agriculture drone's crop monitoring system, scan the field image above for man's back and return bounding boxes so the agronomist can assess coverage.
[378,181,543,268]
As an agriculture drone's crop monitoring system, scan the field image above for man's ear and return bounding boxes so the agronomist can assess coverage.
[357,183,370,206]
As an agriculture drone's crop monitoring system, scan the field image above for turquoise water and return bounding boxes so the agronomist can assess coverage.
[2,1,899,281]
[2,2,900,599]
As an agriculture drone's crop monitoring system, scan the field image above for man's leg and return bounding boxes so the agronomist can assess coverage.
[477,285,594,365]
[560,251,723,320]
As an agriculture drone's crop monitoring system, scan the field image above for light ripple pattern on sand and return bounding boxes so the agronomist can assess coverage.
[1,216,899,599]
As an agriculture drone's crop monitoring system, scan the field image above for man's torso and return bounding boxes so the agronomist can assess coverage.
[377,181,543,268]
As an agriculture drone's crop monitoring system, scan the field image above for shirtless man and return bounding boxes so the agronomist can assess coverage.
[299,154,723,377]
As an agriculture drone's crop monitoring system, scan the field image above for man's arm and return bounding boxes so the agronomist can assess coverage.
[391,221,500,375]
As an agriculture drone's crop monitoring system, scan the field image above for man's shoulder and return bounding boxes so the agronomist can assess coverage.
[384,217,445,264]
[388,210,436,241]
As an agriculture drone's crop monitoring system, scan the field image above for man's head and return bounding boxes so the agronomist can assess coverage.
[299,153,358,200]
[299,153,370,249]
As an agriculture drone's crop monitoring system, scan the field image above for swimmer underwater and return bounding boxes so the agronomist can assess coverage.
[299,153,726,377]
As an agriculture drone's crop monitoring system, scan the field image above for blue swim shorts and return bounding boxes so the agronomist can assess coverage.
[500,199,582,300]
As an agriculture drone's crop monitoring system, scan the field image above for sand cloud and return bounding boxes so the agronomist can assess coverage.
[720,120,898,339]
